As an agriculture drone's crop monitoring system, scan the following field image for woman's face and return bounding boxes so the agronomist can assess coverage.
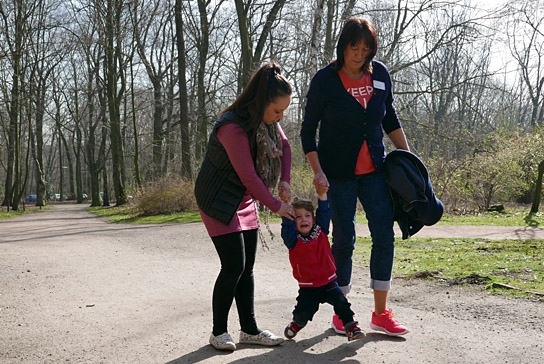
[343,41,371,73]
[263,95,291,125]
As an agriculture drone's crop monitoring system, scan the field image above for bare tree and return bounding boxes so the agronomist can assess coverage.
[183,0,228,160]
[60,0,107,207]
[130,0,177,179]
[28,0,64,207]
[234,0,288,88]
[507,0,544,129]
[1,0,543,213]
[0,0,41,210]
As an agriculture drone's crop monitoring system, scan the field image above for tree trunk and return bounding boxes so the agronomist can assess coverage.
[195,0,210,162]
[323,0,335,65]
[234,0,288,89]
[33,99,47,206]
[33,76,48,207]
[61,134,75,200]
[175,0,192,179]
[308,0,326,75]
[234,0,252,91]
[2,4,22,208]
[105,0,128,206]
[57,123,64,200]
[4,63,19,208]
[531,160,544,213]
[151,80,164,179]
[130,61,142,190]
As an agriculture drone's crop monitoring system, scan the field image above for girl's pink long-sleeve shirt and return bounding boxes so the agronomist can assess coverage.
[199,122,291,237]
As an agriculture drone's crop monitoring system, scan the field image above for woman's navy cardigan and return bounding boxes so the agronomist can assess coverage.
[301,61,402,179]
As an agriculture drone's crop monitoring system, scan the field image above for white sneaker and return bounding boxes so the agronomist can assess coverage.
[209,332,236,351]
[239,330,284,346]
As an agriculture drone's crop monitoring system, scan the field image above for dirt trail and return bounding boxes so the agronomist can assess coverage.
[1,204,542,364]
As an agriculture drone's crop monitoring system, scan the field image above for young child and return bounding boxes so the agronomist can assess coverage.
[281,193,365,341]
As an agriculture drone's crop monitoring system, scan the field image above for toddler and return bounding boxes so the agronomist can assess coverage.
[281,194,365,341]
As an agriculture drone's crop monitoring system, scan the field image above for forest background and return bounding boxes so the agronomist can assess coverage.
[1,0,544,215]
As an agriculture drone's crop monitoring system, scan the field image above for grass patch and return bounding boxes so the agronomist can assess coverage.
[88,205,202,224]
[0,205,53,220]
[353,208,543,226]
[437,209,543,227]
[354,236,544,299]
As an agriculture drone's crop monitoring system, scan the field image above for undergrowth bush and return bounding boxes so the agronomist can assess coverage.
[135,176,196,216]
[289,163,315,201]
[426,129,544,212]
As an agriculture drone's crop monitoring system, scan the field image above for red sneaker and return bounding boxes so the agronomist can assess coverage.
[345,321,366,341]
[331,314,345,335]
[284,321,304,339]
[370,309,409,336]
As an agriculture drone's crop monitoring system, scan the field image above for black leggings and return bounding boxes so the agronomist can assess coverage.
[211,229,260,336]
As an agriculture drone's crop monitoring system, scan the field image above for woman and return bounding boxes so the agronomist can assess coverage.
[300,17,410,336]
[195,61,295,351]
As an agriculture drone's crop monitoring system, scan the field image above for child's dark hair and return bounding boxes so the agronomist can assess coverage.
[291,198,315,215]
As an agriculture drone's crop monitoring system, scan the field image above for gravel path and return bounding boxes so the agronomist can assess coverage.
[1,204,542,364]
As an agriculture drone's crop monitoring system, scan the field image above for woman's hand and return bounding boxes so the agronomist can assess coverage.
[313,171,329,196]
[276,201,295,220]
[278,181,291,203]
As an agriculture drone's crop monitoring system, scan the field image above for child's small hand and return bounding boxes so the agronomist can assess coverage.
[278,181,291,203]
[315,183,328,196]
[313,172,329,195]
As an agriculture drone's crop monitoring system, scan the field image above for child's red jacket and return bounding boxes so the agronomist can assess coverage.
[281,199,336,288]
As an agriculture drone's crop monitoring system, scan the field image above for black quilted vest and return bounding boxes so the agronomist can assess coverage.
[194,111,255,225]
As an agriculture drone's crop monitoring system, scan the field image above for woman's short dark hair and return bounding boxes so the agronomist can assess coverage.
[223,60,292,131]
[334,17,378,73]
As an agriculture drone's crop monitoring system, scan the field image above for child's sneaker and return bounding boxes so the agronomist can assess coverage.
[370,309,409,336]
[345,321,365,341]
[284,321,304,339]
[331,314,345,335]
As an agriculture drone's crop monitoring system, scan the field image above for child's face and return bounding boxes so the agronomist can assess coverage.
[294,207,314,236]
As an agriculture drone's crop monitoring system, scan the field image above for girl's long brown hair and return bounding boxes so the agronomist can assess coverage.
[222,60,292,134]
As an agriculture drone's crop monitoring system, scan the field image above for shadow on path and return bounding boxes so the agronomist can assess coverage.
[166,331,405,364]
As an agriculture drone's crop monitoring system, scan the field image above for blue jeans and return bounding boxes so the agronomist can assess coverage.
[328,171,395,293]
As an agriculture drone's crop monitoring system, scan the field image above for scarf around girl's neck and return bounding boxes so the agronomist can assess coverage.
[255,122,282,189]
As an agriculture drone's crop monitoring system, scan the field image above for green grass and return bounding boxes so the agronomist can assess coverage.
[88,205,202,224]
[436,210,543,227]
[0,205,53,220]
[354,236,544,299]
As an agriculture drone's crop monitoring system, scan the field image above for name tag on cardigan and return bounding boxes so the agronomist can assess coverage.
[373,80,386,90]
